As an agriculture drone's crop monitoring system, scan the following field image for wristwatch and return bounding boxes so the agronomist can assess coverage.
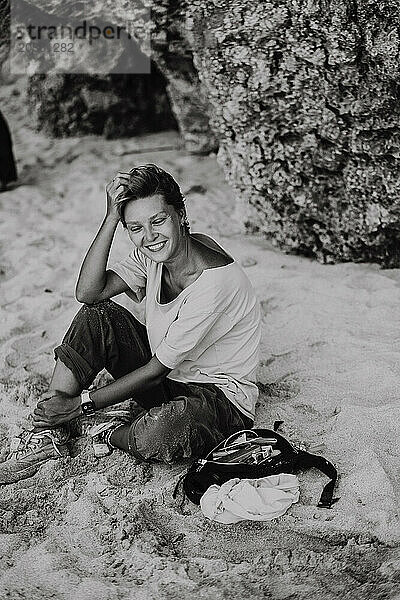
[80,390,96,416]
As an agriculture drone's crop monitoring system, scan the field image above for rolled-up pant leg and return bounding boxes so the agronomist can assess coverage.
[54,299,170,408]
[128,380,254,463]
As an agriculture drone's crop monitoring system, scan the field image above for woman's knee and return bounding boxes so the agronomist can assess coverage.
[76,299,116,321]
[128,399,218,463]
[128,400,197,463]
[55,301,118,384]
[65,299,126,346]
[66,299,110,334]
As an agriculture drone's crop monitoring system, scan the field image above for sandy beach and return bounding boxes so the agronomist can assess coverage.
[1,75,400,599]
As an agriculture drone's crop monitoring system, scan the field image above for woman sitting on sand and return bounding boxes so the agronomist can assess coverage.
[0,164,261,483]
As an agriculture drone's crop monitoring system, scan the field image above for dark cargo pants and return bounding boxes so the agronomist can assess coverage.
[54,300,253,463]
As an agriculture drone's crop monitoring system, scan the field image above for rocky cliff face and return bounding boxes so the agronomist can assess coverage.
[184,0,400,265]
[0,0,10,69]
[5,0,400,264]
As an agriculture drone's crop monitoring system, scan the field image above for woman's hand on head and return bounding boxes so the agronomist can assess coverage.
[106,172,131,222]
[32,390,81,428]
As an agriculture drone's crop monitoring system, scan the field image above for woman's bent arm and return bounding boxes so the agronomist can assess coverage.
[90,356,171,410]
[76,174,132,304]
[75,215,128,303]
[32,357,171,428]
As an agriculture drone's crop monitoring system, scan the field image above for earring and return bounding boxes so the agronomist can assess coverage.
[181,215,190,236]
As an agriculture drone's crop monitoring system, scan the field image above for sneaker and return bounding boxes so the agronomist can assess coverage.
[87,407,134,458]
[89,421,126,458]
[0,428,70,485]
[72,407,136,438]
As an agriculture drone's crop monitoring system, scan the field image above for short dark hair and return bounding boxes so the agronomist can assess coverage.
[115,164,189,232]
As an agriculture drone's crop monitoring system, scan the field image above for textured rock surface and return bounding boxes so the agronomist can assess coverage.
[4,0,400,262]
[184,0,400,264]
[0,0,10,69]
[27,72,177,138]
[158,2,219,153]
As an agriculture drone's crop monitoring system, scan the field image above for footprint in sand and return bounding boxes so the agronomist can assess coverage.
[27,236,56,251]
[40,294,71,318]
[5,331,52,369]
[0,262,16,283]
[260,297,279,315]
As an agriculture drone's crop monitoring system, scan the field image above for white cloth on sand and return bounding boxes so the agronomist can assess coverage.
[200,474,300,524]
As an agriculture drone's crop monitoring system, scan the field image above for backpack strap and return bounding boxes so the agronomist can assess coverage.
[297,450,338,508]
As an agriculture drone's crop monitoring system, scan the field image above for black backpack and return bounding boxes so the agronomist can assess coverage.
[174,422,338,509]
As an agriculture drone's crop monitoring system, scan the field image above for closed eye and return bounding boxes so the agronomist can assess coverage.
[152,217,168,226]
[127,215,169,233]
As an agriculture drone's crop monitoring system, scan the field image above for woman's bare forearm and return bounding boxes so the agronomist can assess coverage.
[90,356,171,410]
[32,357,171,428]
[76,174,133,302]
[75,214,119,302]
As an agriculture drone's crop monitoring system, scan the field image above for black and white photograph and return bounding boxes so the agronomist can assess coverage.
[0,0,399,598]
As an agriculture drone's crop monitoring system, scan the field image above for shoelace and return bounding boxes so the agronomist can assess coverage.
[89,422,119,438]
[89,421,125,446]
[77,410,132,437]
[15,430,64,459]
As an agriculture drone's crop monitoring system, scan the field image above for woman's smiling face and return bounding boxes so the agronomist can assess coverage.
[124,194,184,263]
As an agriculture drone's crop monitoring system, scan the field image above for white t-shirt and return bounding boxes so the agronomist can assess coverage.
[110,233,261,419]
